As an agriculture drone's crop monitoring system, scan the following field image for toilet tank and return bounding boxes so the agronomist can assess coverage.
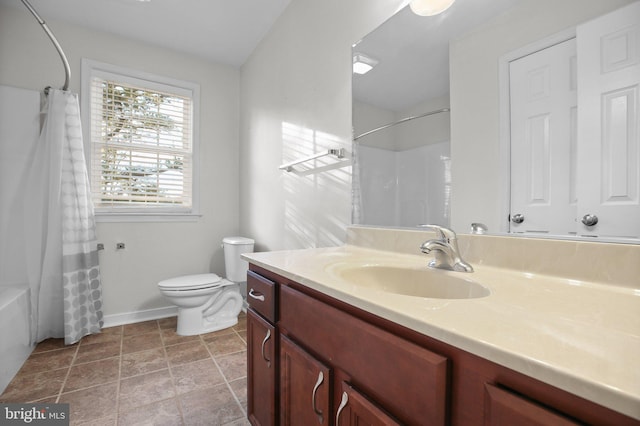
[223,236,255,282]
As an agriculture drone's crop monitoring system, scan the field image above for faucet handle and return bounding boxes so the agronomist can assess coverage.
[418,224,456,242]
[470,223,488,234]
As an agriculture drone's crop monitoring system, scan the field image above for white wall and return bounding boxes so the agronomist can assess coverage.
[0,5,241,322]
[353,100,396,150]
[449,0,634,233]
[240,0,406,251]
[0,86,40,287]
[395,95,450,151]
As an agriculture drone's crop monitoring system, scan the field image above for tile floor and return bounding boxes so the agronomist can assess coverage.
[0,313,250,426]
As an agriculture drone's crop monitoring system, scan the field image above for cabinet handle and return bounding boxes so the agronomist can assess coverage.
[312,371,324,424]
[260,329,271,367]
[249,288,265,302]
[335,391,349,426]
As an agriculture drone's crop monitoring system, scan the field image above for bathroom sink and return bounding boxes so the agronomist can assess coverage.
[330,264,490,299]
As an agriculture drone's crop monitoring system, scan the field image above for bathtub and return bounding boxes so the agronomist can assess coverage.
[0,285,34,394]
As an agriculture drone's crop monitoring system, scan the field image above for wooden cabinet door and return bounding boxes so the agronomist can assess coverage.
[335,382,401,426]
[247,309,277,426]
[484,383,580,426]
[280,284,448,425]
[280,334,331,426]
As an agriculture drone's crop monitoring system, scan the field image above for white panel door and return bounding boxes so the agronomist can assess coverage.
[509,38,577,235]
[577,1,640,239]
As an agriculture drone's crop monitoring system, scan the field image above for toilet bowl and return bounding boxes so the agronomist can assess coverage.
[158,236,254,336]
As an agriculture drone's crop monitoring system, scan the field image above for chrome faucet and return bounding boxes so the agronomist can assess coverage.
[419,225,474,273]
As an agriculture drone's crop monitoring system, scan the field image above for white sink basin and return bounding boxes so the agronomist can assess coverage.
[330,264,490,299]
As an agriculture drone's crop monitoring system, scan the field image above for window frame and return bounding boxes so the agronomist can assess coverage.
[81,59,201,222]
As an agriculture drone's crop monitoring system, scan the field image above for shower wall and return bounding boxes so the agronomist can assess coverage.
[0,85,41,288]
[353,93,451,228]
[0,84,40,392]
[357,141,450,227]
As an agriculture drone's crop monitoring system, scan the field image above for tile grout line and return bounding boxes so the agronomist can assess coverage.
[161,321,187,426]
[54,342,81,404]
[0,346,70,403]
[233,327,247,345]
[112,325,124,426]
[5,318,248,424]
[203,330,248,419]
[232,318,249,419]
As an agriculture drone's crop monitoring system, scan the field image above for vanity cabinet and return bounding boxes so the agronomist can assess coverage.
[246,265,639,426]
[247,271,278,426]
[483,383,579,426]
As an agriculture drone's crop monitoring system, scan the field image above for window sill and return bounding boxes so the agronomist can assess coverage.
[95,212,202,223]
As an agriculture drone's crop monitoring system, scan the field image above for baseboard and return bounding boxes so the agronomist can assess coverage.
[102,306,178,328]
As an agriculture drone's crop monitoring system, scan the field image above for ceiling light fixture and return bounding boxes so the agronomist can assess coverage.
[353,53,378,75]
[409,0,456,16]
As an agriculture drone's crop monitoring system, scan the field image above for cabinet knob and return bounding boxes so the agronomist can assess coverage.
[581,214,598,227]
[511,213,525,224]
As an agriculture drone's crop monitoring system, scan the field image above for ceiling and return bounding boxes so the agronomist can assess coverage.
[4,0,528,109]
[353,0,527,111]
[1,0,292,67]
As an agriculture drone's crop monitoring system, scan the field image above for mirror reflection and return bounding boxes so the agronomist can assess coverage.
[352,0,639,242]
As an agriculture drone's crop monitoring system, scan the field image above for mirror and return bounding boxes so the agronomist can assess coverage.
[352,0,639,243]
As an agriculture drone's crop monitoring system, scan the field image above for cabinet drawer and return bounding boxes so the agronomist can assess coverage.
[247,270,277,322]
[484,383,580,426]
[280,285,448,426]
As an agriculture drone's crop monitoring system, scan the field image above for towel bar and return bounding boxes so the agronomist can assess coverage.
[279,148,345,172]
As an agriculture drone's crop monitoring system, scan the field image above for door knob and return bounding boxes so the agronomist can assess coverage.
[511,214,525,224]
[581,214,598,226]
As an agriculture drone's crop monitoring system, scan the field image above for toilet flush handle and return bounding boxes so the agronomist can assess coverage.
[249,288,265,302]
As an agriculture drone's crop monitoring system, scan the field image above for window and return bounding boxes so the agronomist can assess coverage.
[81,60,200,220]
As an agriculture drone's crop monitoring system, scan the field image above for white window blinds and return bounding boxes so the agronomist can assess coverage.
[88,75,194,210]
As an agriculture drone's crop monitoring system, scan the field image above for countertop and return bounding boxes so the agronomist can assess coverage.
[243,244,640,420]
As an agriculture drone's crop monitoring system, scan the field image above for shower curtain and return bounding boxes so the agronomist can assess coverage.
[351,142,362,224]
[24,88,103,345]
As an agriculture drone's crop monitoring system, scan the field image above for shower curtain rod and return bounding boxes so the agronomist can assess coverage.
[353,107,450,141]
[20,0,70,92]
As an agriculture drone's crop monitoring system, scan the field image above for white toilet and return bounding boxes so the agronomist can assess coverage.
[158,236,255,336]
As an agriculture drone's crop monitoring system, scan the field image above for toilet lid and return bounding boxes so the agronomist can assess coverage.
[158,273,222,291]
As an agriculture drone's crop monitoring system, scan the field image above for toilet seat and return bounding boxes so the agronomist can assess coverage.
[158,273,223,291]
